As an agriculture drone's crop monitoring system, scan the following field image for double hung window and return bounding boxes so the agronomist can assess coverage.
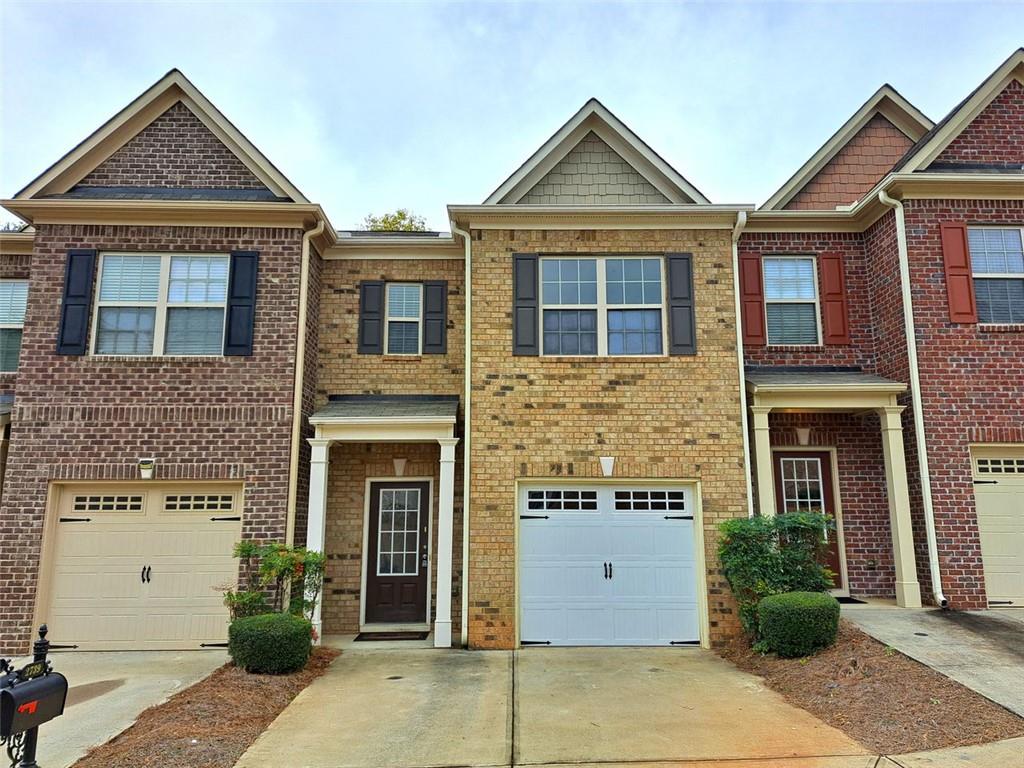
[385,283,423,355]
[0,280,28,372]
[968,227,1024,324]
[763,256,820,346]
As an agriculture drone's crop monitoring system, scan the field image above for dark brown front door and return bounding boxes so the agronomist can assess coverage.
[365,482,429,624]
[772,451,844,590]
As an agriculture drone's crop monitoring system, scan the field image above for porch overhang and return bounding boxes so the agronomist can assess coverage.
[309,395,458,442]
[745,370,907,411]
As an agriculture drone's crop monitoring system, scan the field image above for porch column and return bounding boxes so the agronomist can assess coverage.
[306,438,332,642]
[434,437,460,648]
[877,406,922,608]
[750,406,777,517]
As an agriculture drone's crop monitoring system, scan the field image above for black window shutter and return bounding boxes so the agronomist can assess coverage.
[422,280,447,354]
[513,254,539,356]
[56,249,97,355]
[666,253,697,356]
[223,250,259,356]
[358,280,385,354]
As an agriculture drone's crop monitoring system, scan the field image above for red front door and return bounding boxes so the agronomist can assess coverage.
[365,482,429,624]
[772,451,844,590]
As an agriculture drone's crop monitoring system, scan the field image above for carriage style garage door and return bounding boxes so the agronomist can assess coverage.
[519,484,700,646]
[973,449,1024,607]
[44,484,243,651]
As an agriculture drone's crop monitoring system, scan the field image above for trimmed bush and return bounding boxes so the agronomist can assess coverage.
[757,591,840,658]
[229,612,312,674]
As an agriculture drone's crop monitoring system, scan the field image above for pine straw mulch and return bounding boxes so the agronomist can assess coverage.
[71,647,340,768]
[721,620,1024,755]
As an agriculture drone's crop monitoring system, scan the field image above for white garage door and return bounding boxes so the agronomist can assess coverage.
[45,484,243,650]
[519,485,700,646]
[973,450,1024,607]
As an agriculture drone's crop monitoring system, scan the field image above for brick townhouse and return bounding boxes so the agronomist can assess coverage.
[0,49,1021,654]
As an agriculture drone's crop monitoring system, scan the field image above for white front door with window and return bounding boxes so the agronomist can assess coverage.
[973,449,1024,607]
[44,484,243,650]
[518,485,699,646]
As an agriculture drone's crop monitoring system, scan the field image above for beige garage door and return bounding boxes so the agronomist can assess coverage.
[45,484,243,650]
[973,449,1024,607]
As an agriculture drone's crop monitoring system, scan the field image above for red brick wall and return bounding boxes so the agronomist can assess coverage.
[77,102,269,190]
[768,412,896,597]
[931,80,1024,169]
[739,231,874,368]
[0,224,304,652]
[786,114,914,210]
[902,198,1024,609]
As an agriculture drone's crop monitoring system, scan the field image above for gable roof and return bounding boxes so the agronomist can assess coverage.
[14,70,308,202]
[762,85,933,210]
[484,98,709,205]
[895,48,1024,173]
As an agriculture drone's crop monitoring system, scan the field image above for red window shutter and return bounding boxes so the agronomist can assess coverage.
[819,252,851,345]
[940,223,978,323]
[739,254,766,345]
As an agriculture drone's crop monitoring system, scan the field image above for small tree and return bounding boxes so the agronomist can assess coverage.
[224,541,325,622]
[362,208,427,232]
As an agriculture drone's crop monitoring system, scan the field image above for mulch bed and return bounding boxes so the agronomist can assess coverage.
[721,620,1024,754]
[71,647,340,768]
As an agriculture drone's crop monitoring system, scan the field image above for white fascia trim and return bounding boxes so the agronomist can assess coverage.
[308,415,457,426]
[746,382,908,394]
[484,98,710,205]
[762,85,933,211]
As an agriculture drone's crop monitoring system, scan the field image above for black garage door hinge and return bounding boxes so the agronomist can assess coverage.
[58,517,91,523]
[520,640,551,646]
[210,516,242,522]
[989,600,1014,606]
[199,642,230,648]
[519,515,550,520]
[670,640,700,646]
[974,480,999,485]
[664,515,693,520]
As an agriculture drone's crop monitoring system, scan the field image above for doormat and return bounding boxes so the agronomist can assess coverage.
[836,596,866,604]
[354,631,429,641]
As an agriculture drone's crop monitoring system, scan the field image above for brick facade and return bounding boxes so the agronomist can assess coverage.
[467,228,748,649]
[0,223,305,652]
[931,80,1024,169]
[77,102,269,190]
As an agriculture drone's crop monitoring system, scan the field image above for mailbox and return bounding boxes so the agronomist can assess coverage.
[0,671,68,738]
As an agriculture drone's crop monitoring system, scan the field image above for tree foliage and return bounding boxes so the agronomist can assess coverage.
[362,208,427,232]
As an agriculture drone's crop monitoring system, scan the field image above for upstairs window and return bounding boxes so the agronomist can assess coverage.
[385,283,422,355]
[968,227,1024,324]
[763,256,820,345]
[0,280,28,372]
[540,257,664,356]
[93,253,228,356]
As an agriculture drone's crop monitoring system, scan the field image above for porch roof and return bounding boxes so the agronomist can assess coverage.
[745,370,906,412]
[310,395,459,424]
[745,370,906,394]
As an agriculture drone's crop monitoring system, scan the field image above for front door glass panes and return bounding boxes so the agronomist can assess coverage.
[780,457,825,513]
[377,488,421,576]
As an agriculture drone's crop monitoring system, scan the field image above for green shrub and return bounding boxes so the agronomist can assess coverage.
[718,512,835,634]
[757,591,840,658]
[223,589,270,621]
[229,613,312,674]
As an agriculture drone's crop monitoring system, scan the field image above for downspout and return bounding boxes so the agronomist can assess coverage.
[451,223,472,647]
[731,212,754,517]
[876,190,947,607]
[285,219,326,546]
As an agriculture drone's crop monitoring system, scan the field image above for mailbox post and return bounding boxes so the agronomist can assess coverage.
[0,626,68,768]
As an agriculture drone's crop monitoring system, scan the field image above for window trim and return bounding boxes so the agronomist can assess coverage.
[0,279,28,373]
[90,252,229,357]
[538,255,668,357]
[967,225,1024,326]
[762,254,823,347]
[384,282,424,356]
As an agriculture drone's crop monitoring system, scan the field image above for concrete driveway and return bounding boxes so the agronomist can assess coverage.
[235,646,871,768]
[844,606,1024,717]
[18,649,226,768]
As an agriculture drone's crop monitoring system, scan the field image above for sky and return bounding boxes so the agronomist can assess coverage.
[1,1,1023,231]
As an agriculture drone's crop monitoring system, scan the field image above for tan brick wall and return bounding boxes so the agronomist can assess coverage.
[321,441,463,635]
[520,133,670,205]
[316,258,464,405]
[467,228,747,649]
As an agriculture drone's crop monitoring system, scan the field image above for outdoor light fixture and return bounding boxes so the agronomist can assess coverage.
[138,458,155,480]
[393,457,407,477]
[795,427,812,446]
[599,456,615,477]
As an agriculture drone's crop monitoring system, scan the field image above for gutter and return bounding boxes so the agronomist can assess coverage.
[731,212,754,517]
[451,222,472,648]
[285,218,326,546]
[876,190,947,608]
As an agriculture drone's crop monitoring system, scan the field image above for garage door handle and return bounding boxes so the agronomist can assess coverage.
[140,565,146,583]
[603,562,609,579]
[608,562,613,579]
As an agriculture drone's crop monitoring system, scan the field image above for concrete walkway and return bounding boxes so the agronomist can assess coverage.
[844,606,1024,717]
[235,646,870,768]
[22,649,226,768]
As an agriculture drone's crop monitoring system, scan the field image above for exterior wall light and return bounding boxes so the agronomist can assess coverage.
[795,427,812,446]
[393,457,407,477]
[138,458,156,480]
[599,456,615,477]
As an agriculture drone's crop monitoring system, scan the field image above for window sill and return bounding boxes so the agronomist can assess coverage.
[0,371,17,376]
[382,354,423,362]
[978,324,1024,334]
[87,355,229,363]
[765,344,824,350]
[539,355,672,362]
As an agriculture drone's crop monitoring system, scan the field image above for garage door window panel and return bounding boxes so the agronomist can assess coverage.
[94,253,228,356]
[969,227,1024,324]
